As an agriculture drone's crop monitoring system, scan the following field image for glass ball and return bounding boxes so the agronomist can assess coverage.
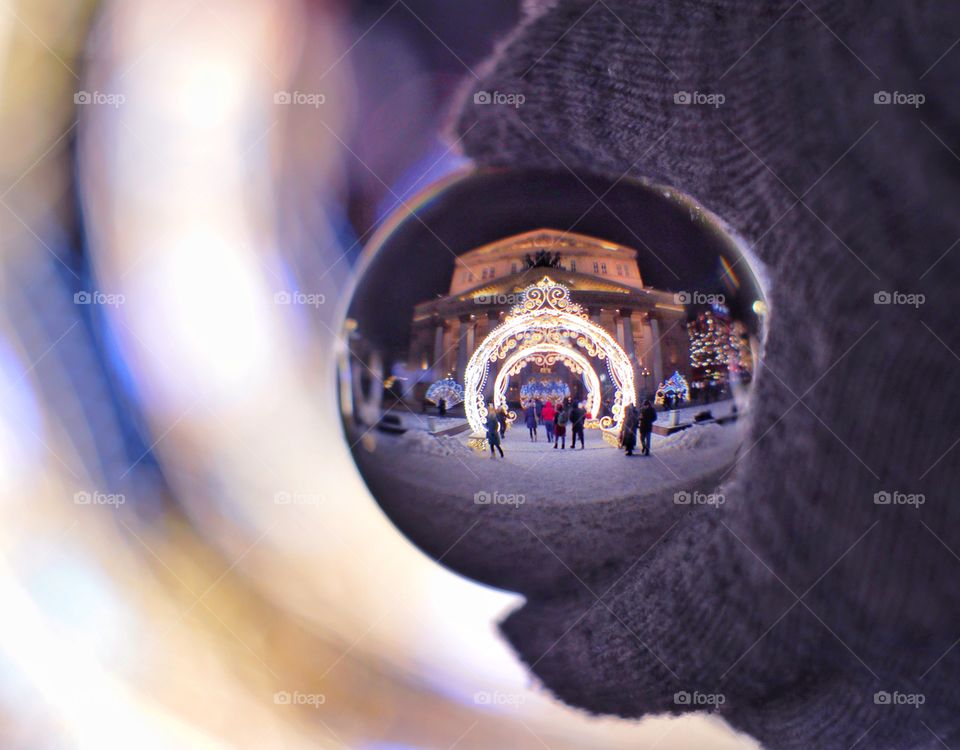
[339,168,766,594]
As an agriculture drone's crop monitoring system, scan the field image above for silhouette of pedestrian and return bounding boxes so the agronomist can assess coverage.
[542,400,556,443]
[524,400,538,441]
[554,402,568,449]
[485,403,504,458]
[620,404,639,456]
[639,399,657,456]
[570,401,586,449]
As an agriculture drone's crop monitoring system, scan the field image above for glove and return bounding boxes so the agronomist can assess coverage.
[449,2,960,747]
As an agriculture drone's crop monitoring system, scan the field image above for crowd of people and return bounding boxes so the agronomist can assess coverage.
[482,396,658,459]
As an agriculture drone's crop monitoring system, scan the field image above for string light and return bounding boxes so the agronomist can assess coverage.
[425,378,465,407]
[464,277,635,434]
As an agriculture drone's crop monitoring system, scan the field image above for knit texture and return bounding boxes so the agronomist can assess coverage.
[450,2,960,747]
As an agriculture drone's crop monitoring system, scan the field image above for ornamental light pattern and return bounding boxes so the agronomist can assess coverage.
[425,377,465,407]
[464,276,636,435]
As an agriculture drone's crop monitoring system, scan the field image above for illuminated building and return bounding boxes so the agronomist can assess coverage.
[407,229,692,410]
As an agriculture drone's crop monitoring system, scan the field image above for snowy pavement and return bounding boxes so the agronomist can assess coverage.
[351,419,743,594]
[389,421,742,507]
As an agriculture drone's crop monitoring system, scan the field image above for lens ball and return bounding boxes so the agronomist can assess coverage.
[339,168,766,594]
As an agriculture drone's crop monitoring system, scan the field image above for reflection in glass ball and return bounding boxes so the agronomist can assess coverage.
[339,168,766,595]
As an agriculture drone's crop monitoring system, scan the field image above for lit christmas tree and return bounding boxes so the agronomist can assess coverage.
[687,306,733,383]
[727,319,754,383]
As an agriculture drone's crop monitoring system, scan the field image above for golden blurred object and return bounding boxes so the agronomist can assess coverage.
[0,0,758,747]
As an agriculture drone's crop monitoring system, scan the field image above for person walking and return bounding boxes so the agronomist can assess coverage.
[639,399,657,456]
[570,401,586,449]
[541,400,555,443]
[485,403,504,458]
[554,401,568,449]
[497,404,508,440]
[620,404,639,456]
[524,400,538,441]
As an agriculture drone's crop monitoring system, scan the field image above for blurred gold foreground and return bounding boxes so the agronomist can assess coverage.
[0,0,758,747]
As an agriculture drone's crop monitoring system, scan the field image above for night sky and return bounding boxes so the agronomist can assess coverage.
[347,168,764,357]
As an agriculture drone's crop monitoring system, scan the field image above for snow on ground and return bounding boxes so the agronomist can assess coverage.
[400,429,474,457]
[366,420,743,507]
[658,422,726,451]
[351,416,745,595]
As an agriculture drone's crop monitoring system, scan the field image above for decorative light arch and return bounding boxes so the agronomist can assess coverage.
[492,343,603,422]
[655,370,690,405]
[425,377,465,407]
[464,276,636,435]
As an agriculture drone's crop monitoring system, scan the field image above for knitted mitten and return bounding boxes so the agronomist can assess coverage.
[451,2,960,747]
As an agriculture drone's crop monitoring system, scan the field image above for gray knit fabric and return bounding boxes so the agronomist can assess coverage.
[451,2,960,747]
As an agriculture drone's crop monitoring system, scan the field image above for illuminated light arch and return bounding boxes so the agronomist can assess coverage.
[464,276,636,435]
[492,344,603,423]
[655,370,690,405]
[425,377,465,407]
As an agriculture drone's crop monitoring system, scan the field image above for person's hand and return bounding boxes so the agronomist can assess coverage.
[450,2,960,747]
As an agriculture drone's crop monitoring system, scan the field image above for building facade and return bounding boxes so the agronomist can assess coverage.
[407,229,692,405]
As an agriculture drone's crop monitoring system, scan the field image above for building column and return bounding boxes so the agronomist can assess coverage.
[432,320,446,373]
[475,309,498,346]
[648,315,664,389]
[618,309,637,362]
[466,316,476,355]
[619,309,639,405]
[456,314,472,383]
